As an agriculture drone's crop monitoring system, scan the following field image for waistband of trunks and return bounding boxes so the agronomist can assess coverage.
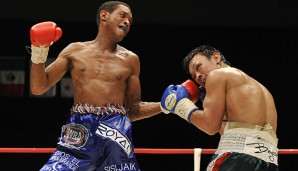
[225,122,278,142]
[70,103,128,115]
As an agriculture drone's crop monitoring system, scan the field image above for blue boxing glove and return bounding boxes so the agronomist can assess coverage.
[199,86,206,102]
[160,85,199,122]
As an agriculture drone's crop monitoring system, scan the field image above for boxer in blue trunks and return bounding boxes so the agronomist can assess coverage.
[29,1,161,170]
[40,103,141,171]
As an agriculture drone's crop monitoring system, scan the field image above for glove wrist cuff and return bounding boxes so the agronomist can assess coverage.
[160,103,170,114]
[31,45,49,64]
[174,98,199,122]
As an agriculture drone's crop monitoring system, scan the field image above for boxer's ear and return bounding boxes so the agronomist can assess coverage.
[100,10,110,23]
[212,52,221,65]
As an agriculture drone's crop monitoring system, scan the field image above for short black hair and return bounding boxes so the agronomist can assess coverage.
[182,45,230,75]
[96,1,131,26]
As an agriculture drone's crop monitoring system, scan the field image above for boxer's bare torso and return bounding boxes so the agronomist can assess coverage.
[188,53,277,135]
[64,41,138,106]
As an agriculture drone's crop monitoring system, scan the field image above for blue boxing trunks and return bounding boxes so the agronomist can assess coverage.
[40,103,141,171]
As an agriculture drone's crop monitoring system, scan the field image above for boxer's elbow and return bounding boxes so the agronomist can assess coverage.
[126,106,141,122]
[31,89,44,95]
[30,85,47,95]
[30,81,46,95]
[202,124,221,136]
[191,111,221,135]
[205,129,218,136]
[127,112,142,122]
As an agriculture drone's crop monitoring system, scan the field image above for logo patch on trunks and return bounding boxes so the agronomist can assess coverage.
[58,124,89,150]
[96,122,132,157]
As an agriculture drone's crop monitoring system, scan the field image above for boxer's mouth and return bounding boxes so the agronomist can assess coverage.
[118,26,127,33]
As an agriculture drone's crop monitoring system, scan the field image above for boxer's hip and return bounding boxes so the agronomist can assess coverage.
[215,122,278,165]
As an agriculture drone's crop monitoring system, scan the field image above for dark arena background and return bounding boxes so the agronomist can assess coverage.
[1,0,298,170]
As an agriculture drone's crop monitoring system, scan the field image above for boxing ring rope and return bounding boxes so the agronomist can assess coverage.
[0,148,297,154]
[1,148,297,171]
[0,148,211,154]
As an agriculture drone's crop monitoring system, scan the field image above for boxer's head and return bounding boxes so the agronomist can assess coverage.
[96,1,132,26]
[182,45,230,75]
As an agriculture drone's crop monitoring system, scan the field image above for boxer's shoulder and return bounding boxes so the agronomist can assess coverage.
[117,45,137,56]
[59,41,90,58]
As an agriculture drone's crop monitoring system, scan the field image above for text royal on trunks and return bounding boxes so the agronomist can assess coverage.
[96,122,132,156]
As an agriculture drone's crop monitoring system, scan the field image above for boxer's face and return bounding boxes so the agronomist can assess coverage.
[188,53,220,87]
[108,5,132,38]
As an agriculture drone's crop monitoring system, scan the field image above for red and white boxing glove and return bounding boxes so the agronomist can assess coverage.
[181,79,200,103]
[30,21,62,64]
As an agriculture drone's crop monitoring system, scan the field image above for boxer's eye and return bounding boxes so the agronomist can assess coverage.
[195,63,201,71]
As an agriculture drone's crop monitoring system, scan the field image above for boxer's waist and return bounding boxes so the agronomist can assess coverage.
[70,103,128,115]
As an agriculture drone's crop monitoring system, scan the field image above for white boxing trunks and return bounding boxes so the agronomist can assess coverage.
[206,122,279,171]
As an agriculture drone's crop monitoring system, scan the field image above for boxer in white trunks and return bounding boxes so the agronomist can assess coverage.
[161,45,279,171]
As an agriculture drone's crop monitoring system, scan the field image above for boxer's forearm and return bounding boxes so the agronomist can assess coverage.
[128,102,162,121]
[30,64,49,95]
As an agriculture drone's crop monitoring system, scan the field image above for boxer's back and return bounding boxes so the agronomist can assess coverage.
[224,67,277,131]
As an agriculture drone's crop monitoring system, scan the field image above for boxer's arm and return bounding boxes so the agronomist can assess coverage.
[188,71,226,135]
[30,21,67,95]
[30,44,72,95]
[124,54,161,121]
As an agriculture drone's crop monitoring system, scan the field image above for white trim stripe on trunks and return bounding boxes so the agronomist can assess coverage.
[70,103,128,115]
